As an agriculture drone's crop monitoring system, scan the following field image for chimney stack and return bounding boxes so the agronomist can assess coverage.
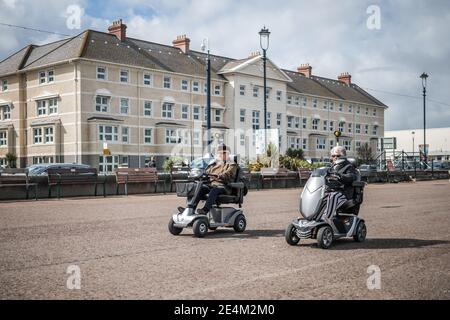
[108,19,127,41]
[338,72,352,85]
[172,35,190,53]
[297,64,312,78]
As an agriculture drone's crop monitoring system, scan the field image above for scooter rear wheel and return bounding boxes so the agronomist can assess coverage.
[233,214,247,233]
[285,223,300,246]
[353,221,367,242]
[317,225,334,249]
[168,218,183,235]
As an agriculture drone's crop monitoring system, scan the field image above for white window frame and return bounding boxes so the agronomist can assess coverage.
[120,70,129,83]
[277,91,282,101]
[253,87,259,98]
[99,155,119,174]
[144,128,153,144]
[193,131,200,146]
[214,84,221,96]
[356,124,361,134]
[99,125,119,142]
[277,113,282,126]
[120,98,129,115]
[39,71,47,85]
[122,127,129,144]
[303,118,307,129]
[165,129,180,144]
[96,96,109,113]
[48,98,58,115]
[97,66,107,80]
[339,122,345,132]
[192,81,200,93]
[316,138,326,150]
[143,101,152,117]
[181,79,189,91]
[193,105,200,120]
[2,79,8,91]
[214,109,222,122]
[329,121,334,132]
[163,76,171,89]
[33,128,43,144]
[1,105,11,120]
[287,95,293,105]
[240,85,246,96]
[312,119,319,130]
[143,73,152,86]
[323,120,328,131]
[372,125,378,135]
[252,110,260,130]
[287,116,293,128]
[181,104,190,119]
[44,127,54,143]
[240,109,246,123]
[162,103,173,118]
[0,131,7,146]
[37,100,47,116]
[302,138,307,150]
[47,70,54,83]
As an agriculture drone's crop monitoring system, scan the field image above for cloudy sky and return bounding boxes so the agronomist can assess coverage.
[1,0,449,131]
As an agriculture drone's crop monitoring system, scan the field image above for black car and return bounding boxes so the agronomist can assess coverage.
[27,163,92,176]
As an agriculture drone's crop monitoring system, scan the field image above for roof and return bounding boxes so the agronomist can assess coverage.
[0,29,386,107]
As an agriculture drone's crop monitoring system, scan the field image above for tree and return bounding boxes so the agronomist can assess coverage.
[286,148,305,160]
[5,152,17,168]
[357,143,373,164]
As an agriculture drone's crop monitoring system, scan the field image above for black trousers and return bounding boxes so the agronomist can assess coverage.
[192,185,227,212]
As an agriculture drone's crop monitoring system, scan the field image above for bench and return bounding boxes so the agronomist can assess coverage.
[115,167,164,195]
[298,168,312,186]
[0,169,38,200]
[260,167,296,189]
[47,168,104,199]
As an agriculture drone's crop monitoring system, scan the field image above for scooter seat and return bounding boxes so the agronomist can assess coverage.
[217,195,240,204]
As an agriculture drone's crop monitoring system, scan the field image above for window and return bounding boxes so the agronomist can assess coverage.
[214,84,221,96]
[287,116,293,128]
[277,113,282,126]
[316,138,326,150]
[356,124,361,134]
[39,71,46,84]
[203,83,208,94]
[214,109,222,122]
[1,105,11,120]
[348,123,353,134]
[252,111,260,130]
[339,103,343,112]
[330,140,335,149]
[143,101,152,117]
[166,129,180,144]
[303,118,307,129]
[143,73,152,86]
[0,131,7,146]
[265,88,269,99]
[339,122,345,132]
[355,141,361,149]
[373,108,377,117]
[96,96,109,113]
[181,80,189,91]
[99,156,119,174]
[120,98,129,114]
[329,102,334,111]
[240,109,246,123]
[287,95,293,105]
[122,127,129,144]
[1,79,7,91]
[37,100,47,116]
[192,81,200,93]
[329,121,334,132]
[193,131,200,145]
[99,125,118,142]
[365,107,369,115]
[323,120,328,131]
[267,112,271,128]
[97,67,107,80]
[47,70,54,83]
[277,91,282,101]
[193,106,200,120]
[144,128,152,144]
[162,103,173,118]
[253,87,259,98]
[240,85,246,96]
[163,76,171,89]
[372,125,378,135]
[349,105,353,113]
[312,119,319,130]
[289,137,301,149]
[48,98,58,114]
[302,138,307,150]
[343,140,351,151]
[294,96,300,105]
[302,97,307,107]
[323,101,328,110]
[181,105,189,119]
[294,117,300,129]
[365,124,369,134]
[240,133,245,146]
[120,70,129,83]
[356,106,360,114]
[313,99,317,108]
[121,156,129,167]
[33,156,54,164]
[44,127,54,143]
[33,128,42,144]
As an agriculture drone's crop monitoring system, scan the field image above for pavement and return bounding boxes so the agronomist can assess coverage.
[0,180,449,300]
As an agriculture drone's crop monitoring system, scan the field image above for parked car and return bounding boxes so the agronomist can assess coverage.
[27,163,92,176]
[359,164,378,173]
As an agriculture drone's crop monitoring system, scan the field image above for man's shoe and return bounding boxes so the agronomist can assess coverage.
[197,208,208,215]
[177,207,185,213]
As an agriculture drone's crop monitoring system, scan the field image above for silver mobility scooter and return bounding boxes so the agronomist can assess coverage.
[168,156,248,238]
[285,160,367,249]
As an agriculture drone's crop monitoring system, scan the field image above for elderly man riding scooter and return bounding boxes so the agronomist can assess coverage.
[322,146,358,221]
[178,144,237,215]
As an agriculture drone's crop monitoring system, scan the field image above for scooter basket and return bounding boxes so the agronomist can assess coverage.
[176,182,196,197]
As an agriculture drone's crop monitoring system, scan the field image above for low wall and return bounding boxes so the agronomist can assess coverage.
[0,170,448,201]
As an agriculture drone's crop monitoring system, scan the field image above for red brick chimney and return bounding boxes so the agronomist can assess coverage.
[338,72,352,85]
[172,35,190,53]
[108,19,127,41]
[297,64,312,78]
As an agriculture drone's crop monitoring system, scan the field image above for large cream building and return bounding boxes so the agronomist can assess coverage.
[0,20,387,172]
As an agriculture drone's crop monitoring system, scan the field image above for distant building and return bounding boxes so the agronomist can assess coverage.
[384,127,450,161]
[0,19,387,171]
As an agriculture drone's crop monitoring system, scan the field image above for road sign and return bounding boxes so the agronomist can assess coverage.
[103,142,111,156]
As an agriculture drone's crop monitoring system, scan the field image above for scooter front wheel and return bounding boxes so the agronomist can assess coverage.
[317,225,333,249]
[285,223,300,246]
[168,218,183,235]
[193,219,209,238]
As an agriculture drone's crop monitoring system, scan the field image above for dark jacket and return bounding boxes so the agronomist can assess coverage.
[327,158,358,199]
[205,161,238,194]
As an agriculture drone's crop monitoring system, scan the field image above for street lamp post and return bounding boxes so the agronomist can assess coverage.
[202,38,212,156]
[259,26,270,151]
[411,131,415,159]
[420,72,428,165]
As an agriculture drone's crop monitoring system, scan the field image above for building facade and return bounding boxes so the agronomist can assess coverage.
[0,20,387,171]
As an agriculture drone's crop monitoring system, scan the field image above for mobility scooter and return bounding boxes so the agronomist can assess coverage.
[168,155,248,238]
[285,159,367,249]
